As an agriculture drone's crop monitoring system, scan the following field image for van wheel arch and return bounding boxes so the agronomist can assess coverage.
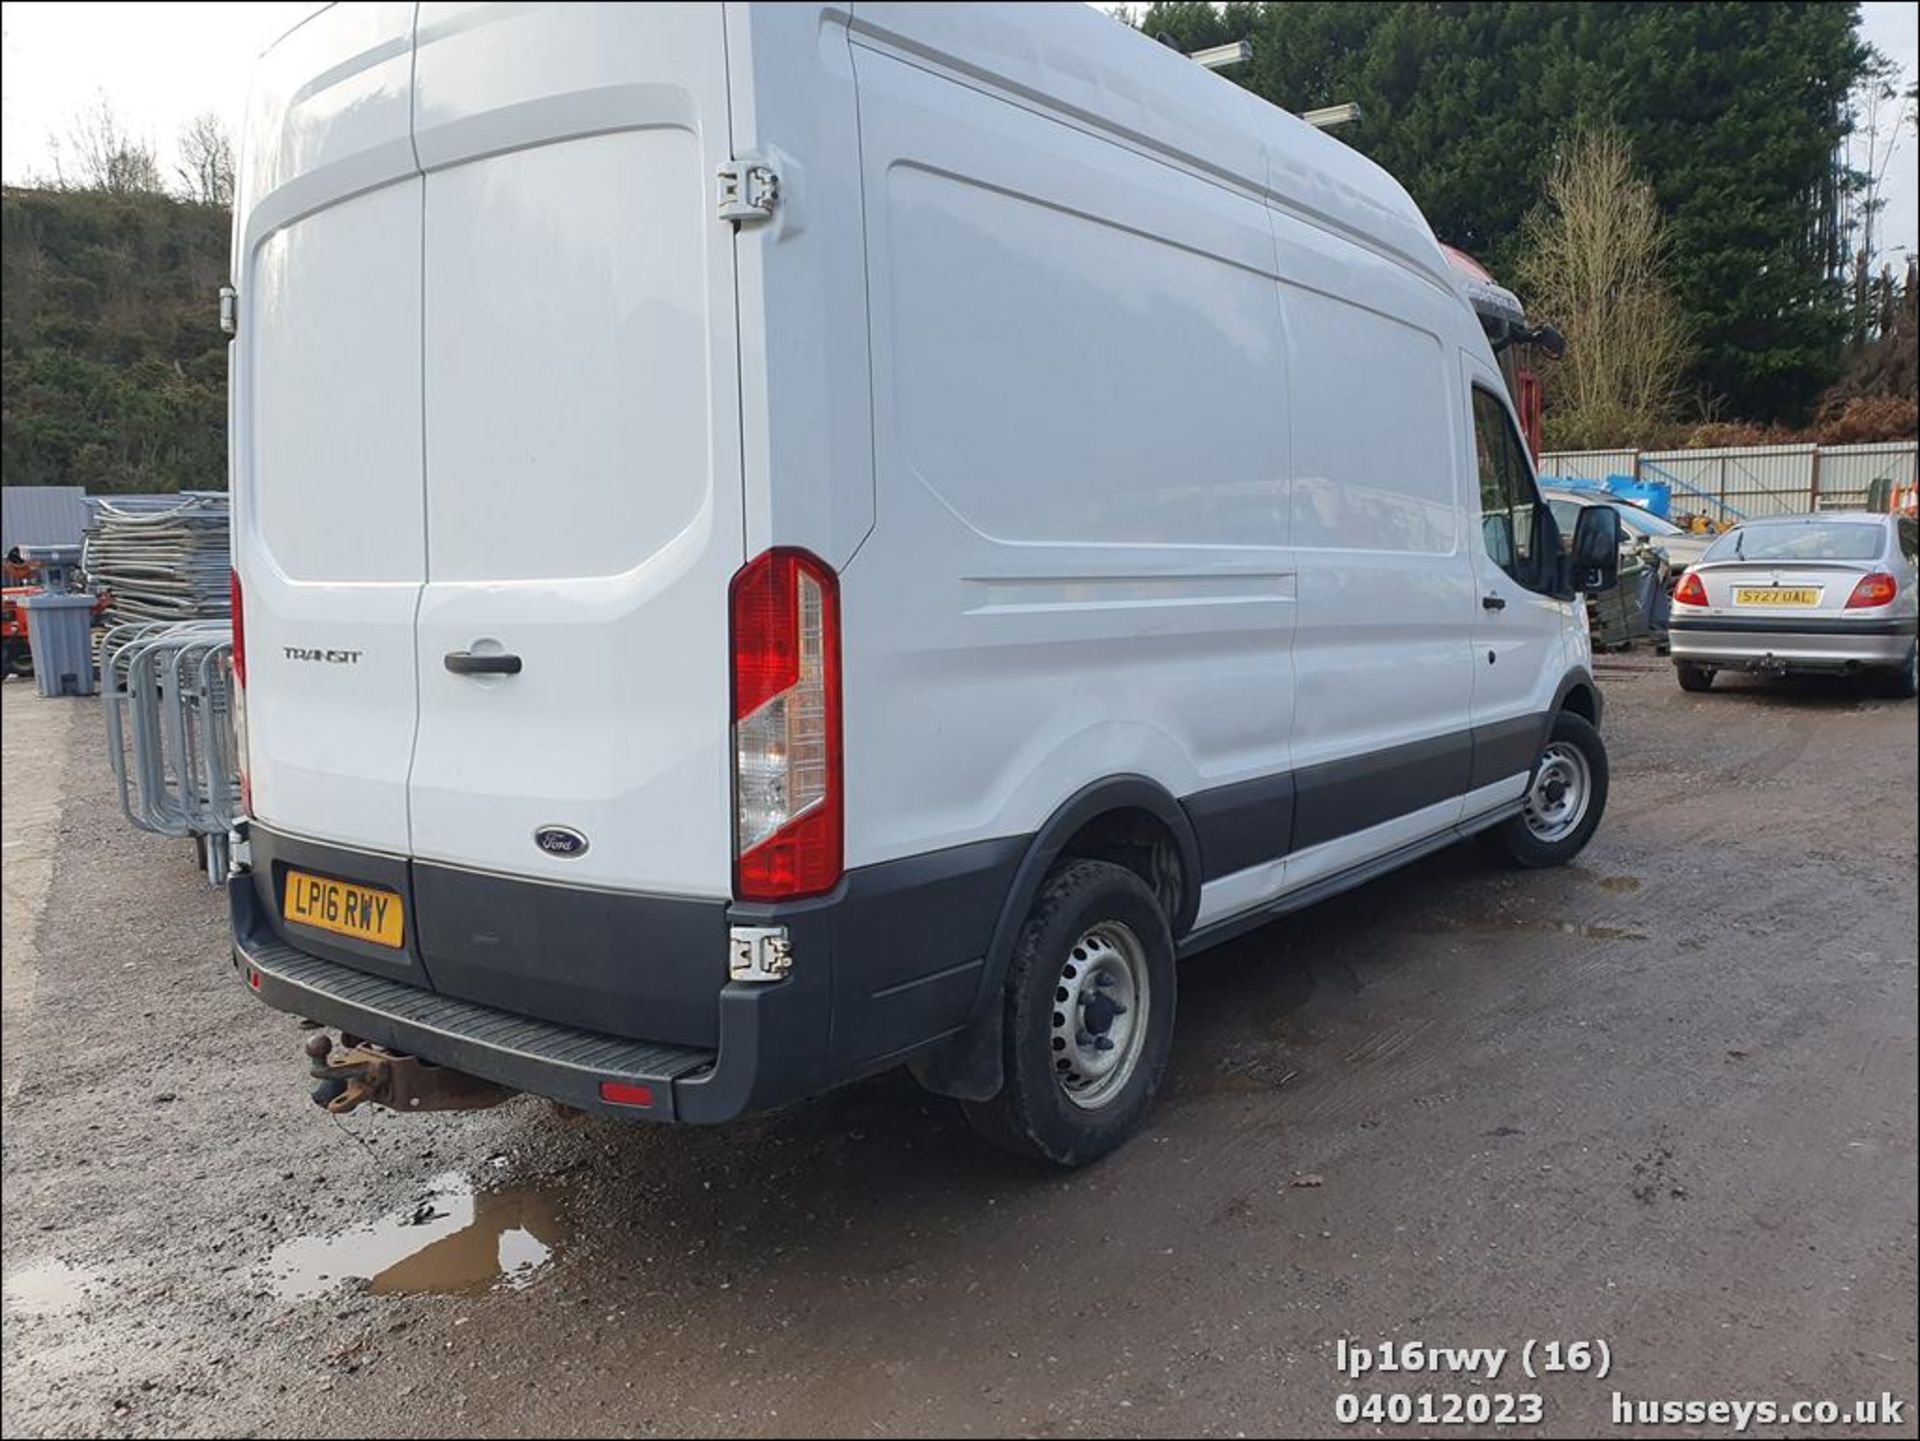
[907,776,1199,1103]
[1551,668,1601,729]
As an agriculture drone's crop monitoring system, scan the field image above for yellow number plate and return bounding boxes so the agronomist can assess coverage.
[1734,587,1820,607]
[283,869,405,948]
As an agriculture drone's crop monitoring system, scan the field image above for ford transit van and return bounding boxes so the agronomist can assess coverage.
[227,1,1622,1164]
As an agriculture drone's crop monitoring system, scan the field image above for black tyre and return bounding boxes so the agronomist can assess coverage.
[2,640,31,679]
[1675,661,1713,693]
[961,859,1176,1167]
[1482,710,1610,869]
[1881,643,1918,700]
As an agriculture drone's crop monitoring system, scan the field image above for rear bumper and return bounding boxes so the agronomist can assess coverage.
[1668,615,1916,671]
[230,828,1026,1124]
[234,918,718,1119]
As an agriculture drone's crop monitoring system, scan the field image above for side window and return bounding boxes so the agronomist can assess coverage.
[1900,519,1917,565]
[1471,387,1551,592]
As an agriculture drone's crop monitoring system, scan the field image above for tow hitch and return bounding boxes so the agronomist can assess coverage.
[304,1031,513,1115]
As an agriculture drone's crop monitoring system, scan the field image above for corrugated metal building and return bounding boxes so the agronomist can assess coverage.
[1540,441,1917,521]
[1,486,92,554]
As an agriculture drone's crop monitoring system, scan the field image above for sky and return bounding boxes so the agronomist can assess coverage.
[0,0,1915,268]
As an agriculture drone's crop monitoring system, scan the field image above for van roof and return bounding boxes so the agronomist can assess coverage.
[849,3,1459,295]
[255,3,1462,300]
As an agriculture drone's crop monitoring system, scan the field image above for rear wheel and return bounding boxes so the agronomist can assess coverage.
[1675,661,1713,693]
[2,639,31,679]
[961,859,1175,1167]
[1882,643,1919,700]
[1482,710,1610,869]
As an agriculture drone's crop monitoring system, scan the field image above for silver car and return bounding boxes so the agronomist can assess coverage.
[1668,512,1919,697]
[1543,490,1713,582]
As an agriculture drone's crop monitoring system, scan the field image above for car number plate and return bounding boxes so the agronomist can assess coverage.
[283,869,405,948]
[1733,587,1820,607]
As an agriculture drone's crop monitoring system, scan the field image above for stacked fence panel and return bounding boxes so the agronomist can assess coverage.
[81,493,232,624]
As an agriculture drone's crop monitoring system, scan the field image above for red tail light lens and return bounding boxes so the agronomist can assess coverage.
[598,1081,654,1108]
[1673,572,1708,607]
[229,567,247,685]
[730,549,842,902]
[1845,572,1898,609]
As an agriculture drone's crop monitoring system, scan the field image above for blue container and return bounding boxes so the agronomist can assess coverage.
[1601,475,1672,519]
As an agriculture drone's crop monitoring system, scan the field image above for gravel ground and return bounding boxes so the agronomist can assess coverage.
[2,657,1915,1439]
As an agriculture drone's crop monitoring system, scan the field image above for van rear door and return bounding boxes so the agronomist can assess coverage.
[404,5,745,902]
[233,3,425,857]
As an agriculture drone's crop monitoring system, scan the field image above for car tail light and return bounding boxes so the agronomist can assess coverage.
[730,549,842,902]
[229,567,253,816]
[1673,571,1708,607]
[1845,572,1898,609]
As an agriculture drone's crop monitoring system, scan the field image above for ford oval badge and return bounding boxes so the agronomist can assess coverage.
[534,825,589,858]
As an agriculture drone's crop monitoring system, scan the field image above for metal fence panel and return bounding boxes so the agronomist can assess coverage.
[1538,441,1917,520]
[1814,444,1918,513]
[1641,447,1817,520]
[1538,449,1637,483]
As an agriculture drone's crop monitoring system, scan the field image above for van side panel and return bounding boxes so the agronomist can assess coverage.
[843,41,1295,876]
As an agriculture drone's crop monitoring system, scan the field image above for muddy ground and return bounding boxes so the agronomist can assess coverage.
[2,657,1915,1438]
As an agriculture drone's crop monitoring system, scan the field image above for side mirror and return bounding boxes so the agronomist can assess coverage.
[1569,505,1622,593]
[1526,323,1567,360]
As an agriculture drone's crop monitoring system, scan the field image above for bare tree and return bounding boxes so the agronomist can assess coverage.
[52,93,163,195]
[175,111,235,207]
[1518,127,1691,449]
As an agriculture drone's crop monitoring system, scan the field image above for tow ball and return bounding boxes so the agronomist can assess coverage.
[303,1031,513,1115]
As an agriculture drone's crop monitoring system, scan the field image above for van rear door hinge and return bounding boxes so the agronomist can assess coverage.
[716,160,779,224]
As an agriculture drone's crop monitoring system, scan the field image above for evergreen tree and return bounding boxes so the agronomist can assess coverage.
[1137,1,1874,424]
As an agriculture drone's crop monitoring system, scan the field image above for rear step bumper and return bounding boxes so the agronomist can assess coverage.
[235,925,719,1121]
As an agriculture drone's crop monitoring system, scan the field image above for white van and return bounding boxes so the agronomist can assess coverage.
[227,1,1622,1165]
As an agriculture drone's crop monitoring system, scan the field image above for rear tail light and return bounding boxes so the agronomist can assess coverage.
[730,549,842,902]
[598,1081,653,1108]
[1845,572,1898,609]
[1672,571,1708,607]
[229,567,253,816]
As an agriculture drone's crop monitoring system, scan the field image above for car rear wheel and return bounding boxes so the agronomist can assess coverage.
[1675,661,1713,692]
[961,859,1176,1168]
[1883,643,1919,700]
[1482,710,1610,869]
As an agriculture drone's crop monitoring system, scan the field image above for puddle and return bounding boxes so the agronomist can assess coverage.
[3,1258,100,1316]
[1595,875,1643,894]
[1515,918,1650,941]
[1580,923,1649,940]
[1431,914,1650,943]
[260,1172,567,1300]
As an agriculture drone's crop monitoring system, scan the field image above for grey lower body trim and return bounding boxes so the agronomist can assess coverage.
[1181,712,1548,887]
[1177,798,1524,959]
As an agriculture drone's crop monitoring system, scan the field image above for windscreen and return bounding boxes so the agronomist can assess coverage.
[1617,506,1684,539]
[1704,522,1886,564]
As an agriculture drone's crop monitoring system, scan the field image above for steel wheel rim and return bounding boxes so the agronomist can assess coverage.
[1523,741,1591,843]
[1050,923,1150,1110]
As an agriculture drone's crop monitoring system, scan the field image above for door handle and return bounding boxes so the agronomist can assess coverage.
[1481,594,1508,611]
[444,650,522,676]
